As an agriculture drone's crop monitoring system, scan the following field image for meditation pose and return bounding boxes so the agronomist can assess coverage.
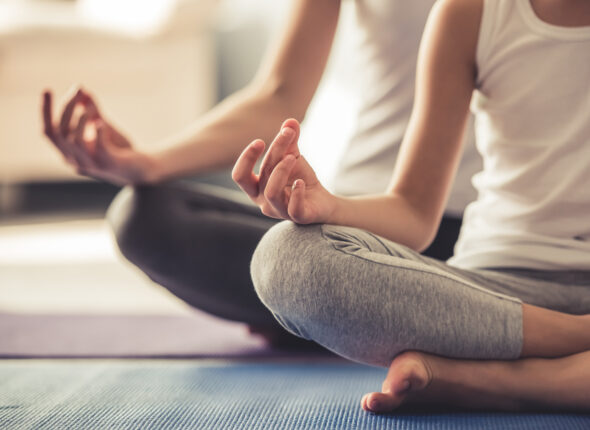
[232,0,590,413]
[42,0,590,412]
[42,1,480,343]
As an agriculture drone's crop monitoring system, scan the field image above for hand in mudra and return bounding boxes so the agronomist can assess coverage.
[232,118,336,224]
[42,88,156,185]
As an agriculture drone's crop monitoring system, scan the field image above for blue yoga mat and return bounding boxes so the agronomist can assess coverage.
[1,361,588,429]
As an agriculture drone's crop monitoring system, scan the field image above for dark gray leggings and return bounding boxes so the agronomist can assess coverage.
[106,181,463,329]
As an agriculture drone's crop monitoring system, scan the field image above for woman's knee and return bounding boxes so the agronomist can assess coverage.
[250,221,312,308]
[250,222,330,331]
[251,222,401,365]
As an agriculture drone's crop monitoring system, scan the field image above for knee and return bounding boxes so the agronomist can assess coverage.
[106,185,168,265]
[251,221,330,336]
[251,222,315,308]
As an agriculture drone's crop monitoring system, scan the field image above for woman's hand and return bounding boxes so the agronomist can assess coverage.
[232,118,337,224]
[42,88,158,185]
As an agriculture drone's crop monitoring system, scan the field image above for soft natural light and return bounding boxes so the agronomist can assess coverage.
[298,2,359,191]
[78,0,175,37]
[0,219,117,266]
[300,82,357,190]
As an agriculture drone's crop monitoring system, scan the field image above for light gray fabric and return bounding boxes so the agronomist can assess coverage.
[251,222,590,367]
[107,182,462,328]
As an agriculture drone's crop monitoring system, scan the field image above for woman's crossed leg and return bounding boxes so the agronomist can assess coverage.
[251,221,590,412]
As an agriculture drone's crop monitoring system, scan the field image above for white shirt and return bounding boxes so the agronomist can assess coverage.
[332,0,481,217]
[449,0,590,270]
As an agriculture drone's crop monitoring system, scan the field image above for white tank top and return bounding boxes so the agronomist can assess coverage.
[332,0,481,217]
[449,0,590,270]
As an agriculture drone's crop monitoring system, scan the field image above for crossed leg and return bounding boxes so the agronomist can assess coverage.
[363,309,590,413]
[251,221,590,413]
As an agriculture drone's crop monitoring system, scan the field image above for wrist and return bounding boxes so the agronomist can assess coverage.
[323,194,346,225]
[139,153,165,185]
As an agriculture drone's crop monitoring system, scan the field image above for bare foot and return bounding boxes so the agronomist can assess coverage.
[361,351,434,413]
[362,349,590,413]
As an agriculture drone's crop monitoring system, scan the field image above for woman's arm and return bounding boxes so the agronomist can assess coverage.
[152,0,341,180]
[233,0,482,251]
[330,0,482,250]
[43,0,341,184]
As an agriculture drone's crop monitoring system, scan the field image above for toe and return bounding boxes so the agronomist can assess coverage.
[362,352,434,413]
[363,392,401,413]
[361,393,370,411]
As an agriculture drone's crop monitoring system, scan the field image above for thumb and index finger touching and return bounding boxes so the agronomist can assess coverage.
[257,118,301,189]
[233,118,302,199]
[42,87,103,135]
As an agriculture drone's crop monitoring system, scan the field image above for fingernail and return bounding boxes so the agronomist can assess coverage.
[281,127,295,138]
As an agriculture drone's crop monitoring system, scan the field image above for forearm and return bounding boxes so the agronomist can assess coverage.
[322,0,482,250]
[147,82,300,183]
[231,0,478,253]
[140,0,341,183]
[328,194,438,252]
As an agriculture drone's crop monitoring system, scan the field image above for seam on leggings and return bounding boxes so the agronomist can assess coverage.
[320,225,522,305]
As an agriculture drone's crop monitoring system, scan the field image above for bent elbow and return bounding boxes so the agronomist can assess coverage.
[410,212,442,253]
[413,213,451,253]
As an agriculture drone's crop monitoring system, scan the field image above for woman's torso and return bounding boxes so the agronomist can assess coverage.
[449,0,590,270]
[332,0,482,217]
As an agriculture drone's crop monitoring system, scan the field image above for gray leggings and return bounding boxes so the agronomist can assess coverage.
[251,222,590,367]
[107,182,463,328]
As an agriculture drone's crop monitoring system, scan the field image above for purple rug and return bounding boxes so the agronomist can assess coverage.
[0,311,329,359]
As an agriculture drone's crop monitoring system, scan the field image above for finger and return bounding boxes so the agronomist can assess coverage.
[280,118,301,156]
[93,124,112,167]
[74,113,88,147]
[361,393,373,412]
[258,119,300,189]
[59,88,83,137]
[70,115,94,173]
[287,179,307,223]
[42,91,56,140]
[52,135,76,164]
[72,114,97,168]
[42,90,76,158]
[101,122,131,149]
[43,91,78,162]
[79,90,102,120]
[69,149,93,172]
[264,154,297,218]
[232,139,265,198]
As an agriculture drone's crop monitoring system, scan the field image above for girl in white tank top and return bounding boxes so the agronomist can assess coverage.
[449,0,590,270]
[234,0,590,413]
